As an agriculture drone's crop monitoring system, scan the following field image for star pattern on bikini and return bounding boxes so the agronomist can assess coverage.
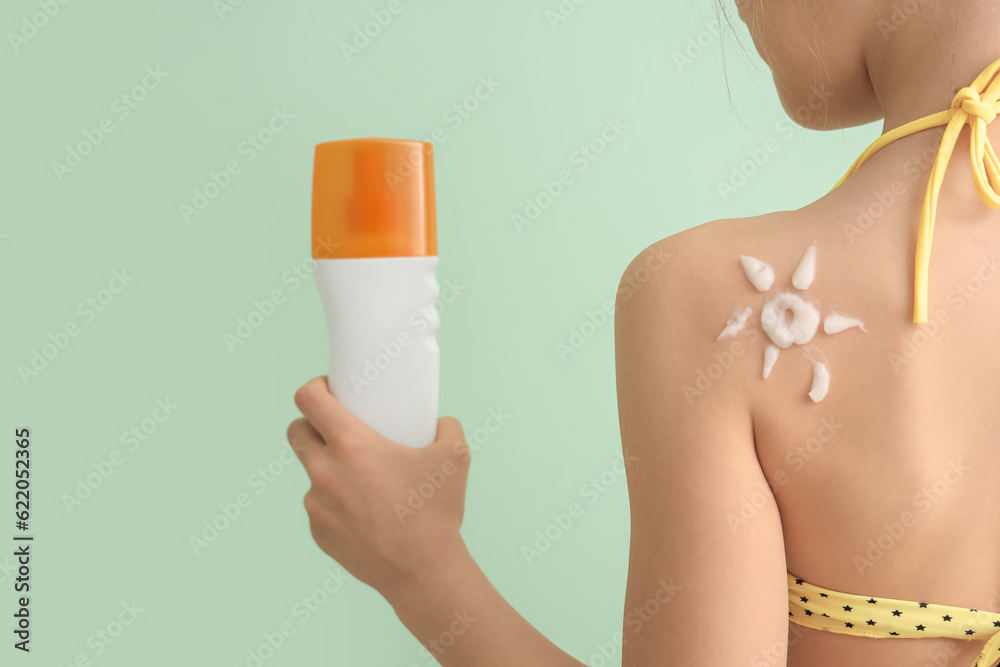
[787,575,1000,647]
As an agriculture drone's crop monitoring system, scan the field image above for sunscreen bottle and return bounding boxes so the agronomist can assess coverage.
[311,138,439,448]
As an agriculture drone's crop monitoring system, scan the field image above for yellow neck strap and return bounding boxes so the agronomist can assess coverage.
[827,57,1000,323]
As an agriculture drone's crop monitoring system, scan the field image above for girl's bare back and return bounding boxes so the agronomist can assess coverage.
[703,124,1000,666]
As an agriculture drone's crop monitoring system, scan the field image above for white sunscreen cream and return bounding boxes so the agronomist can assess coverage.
[823,312,868,334]
[722,243,866,403]
[740,255,775,291]
[762,344,779,379]
[717,306,752,341]
[760,291,821,348]
[808,359,830,402]
[792,243,817,289]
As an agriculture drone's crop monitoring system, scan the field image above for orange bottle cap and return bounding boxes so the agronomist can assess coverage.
[311,138,437,259]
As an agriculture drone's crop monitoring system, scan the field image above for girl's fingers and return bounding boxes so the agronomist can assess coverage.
[293,376,367,446]
[286,417,325,468]
[434,416,468,452]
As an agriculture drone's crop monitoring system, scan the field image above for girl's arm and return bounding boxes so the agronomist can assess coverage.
[388,537,586,666]
[287,379,585,667]
[613,229,790,665]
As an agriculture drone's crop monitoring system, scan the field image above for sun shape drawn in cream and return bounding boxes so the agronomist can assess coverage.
[715,242,867,402]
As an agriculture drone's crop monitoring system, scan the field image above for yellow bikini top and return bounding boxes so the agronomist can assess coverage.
[788,573,1000,667]
[827,56,1000,323]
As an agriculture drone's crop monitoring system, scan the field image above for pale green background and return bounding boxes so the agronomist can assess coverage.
[1,1,873,665]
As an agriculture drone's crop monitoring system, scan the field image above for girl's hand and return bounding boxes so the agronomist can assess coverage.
[286,376,471,599]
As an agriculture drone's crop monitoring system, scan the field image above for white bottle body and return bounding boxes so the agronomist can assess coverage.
[314,256,440,448]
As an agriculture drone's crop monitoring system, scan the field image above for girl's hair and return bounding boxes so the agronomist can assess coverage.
[712,0,756,112]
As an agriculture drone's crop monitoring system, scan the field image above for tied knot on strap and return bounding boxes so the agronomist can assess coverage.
[825,56,1000,324]
[952,86,998,125]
